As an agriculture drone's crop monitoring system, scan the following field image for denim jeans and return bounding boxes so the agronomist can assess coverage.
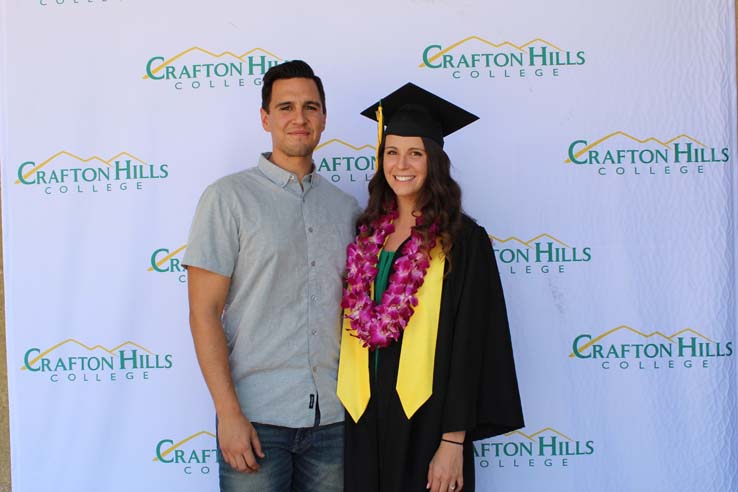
[218,421,343,492]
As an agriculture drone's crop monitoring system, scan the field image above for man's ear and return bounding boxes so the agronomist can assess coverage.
[260,107,270,131]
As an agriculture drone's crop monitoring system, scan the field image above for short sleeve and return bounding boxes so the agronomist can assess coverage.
[182,184,240,278]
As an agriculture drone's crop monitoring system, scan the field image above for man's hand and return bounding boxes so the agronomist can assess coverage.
[188,267,265,473]
[218,411,265,473]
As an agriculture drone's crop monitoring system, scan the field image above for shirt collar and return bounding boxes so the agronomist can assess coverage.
[258,153,321,189]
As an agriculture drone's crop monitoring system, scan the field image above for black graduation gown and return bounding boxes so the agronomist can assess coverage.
[344,216,524,492]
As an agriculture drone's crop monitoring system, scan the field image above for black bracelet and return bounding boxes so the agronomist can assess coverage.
[441,438,464,446]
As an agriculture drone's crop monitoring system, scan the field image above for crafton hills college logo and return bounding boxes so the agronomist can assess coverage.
[15,150,169,196]
[490,234,592,275]
[149,244,187,283]
[154,430,217,476]
[313,138,376,202]
[419,37,586,80]
[313,138,376,184]
[570,325,734,370]
[143,47,283,91]
[22,339,174,383]
[565,132,730,177]
[474,427,594,469]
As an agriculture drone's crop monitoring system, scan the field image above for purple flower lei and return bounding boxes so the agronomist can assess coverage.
[341,208,439,349]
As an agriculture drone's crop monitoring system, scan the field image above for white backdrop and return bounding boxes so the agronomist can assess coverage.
[1,1,737,491]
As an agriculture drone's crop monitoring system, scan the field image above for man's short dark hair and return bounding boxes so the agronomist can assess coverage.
[261,60,326,113]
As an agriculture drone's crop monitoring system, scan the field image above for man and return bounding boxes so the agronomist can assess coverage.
[183,60,359,491]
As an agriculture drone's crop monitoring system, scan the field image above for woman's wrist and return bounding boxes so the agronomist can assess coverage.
[441,431,466,445]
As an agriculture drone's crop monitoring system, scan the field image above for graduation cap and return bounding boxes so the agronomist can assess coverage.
[360,82,479,148]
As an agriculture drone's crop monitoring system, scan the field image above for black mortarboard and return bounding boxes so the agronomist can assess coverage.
[360,82,479,148]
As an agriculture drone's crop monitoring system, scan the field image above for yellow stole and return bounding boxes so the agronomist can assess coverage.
[337,244,445,422]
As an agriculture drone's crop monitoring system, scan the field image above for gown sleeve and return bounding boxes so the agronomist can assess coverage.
[441,222,525,440]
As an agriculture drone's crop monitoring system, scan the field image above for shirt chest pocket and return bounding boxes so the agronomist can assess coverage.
[311,222,353,271]
[241,220,305,263]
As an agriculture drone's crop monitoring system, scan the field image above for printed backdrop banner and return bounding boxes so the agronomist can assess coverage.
[1,1,737,491]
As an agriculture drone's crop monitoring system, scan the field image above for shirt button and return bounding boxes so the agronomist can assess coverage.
[308,227,314,233]
[311,329,317,335]
[311,296,317,302]
[312,366,318,373]
[310,260,316,267]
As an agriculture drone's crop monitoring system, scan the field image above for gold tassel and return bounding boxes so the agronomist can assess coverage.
[375,102,384,164]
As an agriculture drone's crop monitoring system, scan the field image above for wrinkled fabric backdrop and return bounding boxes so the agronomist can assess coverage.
[1,1,736,491]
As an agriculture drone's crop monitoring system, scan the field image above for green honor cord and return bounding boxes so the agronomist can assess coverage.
[373,250,396,377]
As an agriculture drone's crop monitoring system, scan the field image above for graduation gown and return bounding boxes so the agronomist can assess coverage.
[343,216,524,492]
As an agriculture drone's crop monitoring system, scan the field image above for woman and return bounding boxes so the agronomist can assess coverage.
[337,83,524,492]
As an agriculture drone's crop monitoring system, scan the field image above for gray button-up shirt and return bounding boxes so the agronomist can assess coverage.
[183,153,360,428]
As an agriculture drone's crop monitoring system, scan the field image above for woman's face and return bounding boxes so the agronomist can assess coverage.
[382,134,428,207]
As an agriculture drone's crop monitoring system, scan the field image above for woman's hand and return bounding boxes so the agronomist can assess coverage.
[427,432,465,491]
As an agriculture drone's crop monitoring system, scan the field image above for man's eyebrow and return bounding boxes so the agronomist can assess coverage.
[273,99,322,108]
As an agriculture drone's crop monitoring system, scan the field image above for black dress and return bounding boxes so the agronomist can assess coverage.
[344,216,524,492]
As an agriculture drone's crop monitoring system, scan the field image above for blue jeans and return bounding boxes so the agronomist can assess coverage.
[218,421,343,492]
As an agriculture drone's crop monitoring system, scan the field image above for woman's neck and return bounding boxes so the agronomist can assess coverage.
[396,197,418,226]
[382,197,418,252]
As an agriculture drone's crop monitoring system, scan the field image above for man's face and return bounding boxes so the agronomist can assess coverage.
[260,78,326,162]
